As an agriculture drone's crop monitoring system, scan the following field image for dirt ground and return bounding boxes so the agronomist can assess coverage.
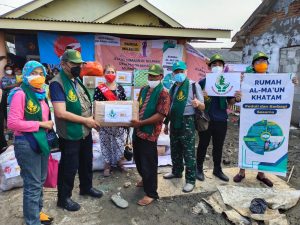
[0,116,299,225]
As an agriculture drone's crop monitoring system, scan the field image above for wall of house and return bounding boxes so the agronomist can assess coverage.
[279,46,300,126]
[22,0,124,22]
[108,6,160,26]
[241,0,300,126]
[241,0,300,73]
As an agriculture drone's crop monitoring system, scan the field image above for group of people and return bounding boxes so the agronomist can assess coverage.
[1,48,298,225]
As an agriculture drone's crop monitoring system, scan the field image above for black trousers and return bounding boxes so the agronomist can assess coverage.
[197,121,227,171]
[57,132,93,201]
[0,94,7,149]
[133,135,159,199]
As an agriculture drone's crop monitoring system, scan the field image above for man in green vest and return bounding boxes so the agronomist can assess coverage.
[131,64,171,206]
[49,50,102,212]
[197,54,241,182]
[163,61,205,193]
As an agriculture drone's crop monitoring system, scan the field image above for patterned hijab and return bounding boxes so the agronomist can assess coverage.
[8,61,48,104]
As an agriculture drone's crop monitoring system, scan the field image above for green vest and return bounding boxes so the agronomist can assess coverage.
[50,71,92,140]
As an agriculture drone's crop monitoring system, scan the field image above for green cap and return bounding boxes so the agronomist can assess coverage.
[148,64,163,76]
[252,51,269,64]
[61,49,84,63]
[208,54,225,66]
[172,61,187,71]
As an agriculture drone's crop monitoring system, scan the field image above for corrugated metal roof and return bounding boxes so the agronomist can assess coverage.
[0,16,231,31]
[197,48,242,63]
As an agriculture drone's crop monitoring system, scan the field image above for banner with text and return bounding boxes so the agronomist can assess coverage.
[95,35,163,71]
[185,44,209,82]
[239,74,294,176]
[205,73,241,97]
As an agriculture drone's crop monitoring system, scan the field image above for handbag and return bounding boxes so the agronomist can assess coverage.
[192,83,210,132]
[124,128,133,161]
[45,99,59,152]
[44,154,58,188]
[47,129,59,151]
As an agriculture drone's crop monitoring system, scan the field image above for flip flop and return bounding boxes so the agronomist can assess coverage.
[136,180,143,187]
[111,193,128,209]
[137,196,154,206]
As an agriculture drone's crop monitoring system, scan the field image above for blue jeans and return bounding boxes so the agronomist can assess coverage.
[14,136,48,225]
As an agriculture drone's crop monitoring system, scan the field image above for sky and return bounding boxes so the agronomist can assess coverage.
[0,0,262,48]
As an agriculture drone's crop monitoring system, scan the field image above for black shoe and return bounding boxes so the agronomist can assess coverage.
[80,187,103,198]
[57,198,81,211]
[213,169,229,182]
[196,170,205,181]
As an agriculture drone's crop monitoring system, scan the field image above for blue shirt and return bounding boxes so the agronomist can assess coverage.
[49,81,66,102]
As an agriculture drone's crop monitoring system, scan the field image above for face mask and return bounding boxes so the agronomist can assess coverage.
[174,73,186,83]
[105,74,116,83]
[148,80,161,89]
[211,66,223,73]
[70,66,81,78]
[6,70,13,75]
[27,75,45,89]
[254,62,268,73]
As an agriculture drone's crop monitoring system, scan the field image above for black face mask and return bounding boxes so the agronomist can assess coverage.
[70,66,81,78]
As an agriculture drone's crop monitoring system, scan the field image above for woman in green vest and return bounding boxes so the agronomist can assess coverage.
[7,61,54,225]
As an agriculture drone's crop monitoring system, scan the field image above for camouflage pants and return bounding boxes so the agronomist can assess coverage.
[170,115,196,185]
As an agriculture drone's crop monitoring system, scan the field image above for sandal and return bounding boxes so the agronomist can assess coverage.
[103,168,110,177]
[256,175,273,187]
[118,160,128,172]
[40,212,53,225]
[136,180,143,187]
[233,173,245,183]
[137,196,154,206]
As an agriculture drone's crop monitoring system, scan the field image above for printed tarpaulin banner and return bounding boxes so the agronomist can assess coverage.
[38,32,95,65]
[185,44,209,82]
[162,42,184,75]
[95,35,163,71]
[239,74,294,176]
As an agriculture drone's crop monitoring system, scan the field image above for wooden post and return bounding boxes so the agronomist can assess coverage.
[0,31,7,79]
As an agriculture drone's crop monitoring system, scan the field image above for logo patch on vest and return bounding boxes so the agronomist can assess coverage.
[177,90,186,101]
[25,99,40,114]
[67,90,78,102]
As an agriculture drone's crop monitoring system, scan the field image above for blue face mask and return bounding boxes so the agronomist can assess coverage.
[174,73,186,83]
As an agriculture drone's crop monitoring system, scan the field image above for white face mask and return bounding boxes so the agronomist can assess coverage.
[211,66,223,73]
[27,75,41,82]
[148,80,161,89]
[5,70,13,75]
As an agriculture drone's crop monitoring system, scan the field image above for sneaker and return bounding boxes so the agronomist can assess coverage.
[256,175,273,187]
[111,193,129,208]
[233,173,245,183]
[163,172,182,179]
[182,183,194,193]
[57,198,81,211]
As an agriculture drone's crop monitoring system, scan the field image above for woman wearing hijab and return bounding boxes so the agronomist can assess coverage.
[7,61,54,225]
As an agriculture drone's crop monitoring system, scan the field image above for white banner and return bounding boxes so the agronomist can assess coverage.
[239,73,294,176]
[162,44,184,76]
[205,73,241,96]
